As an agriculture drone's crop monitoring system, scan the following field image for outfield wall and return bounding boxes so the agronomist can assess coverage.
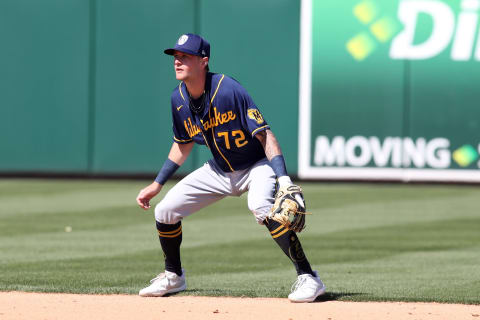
[1,0,480,182]
[0,0,299,176]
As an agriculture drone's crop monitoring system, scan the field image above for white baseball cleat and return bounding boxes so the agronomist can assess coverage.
[139,269,186,297]
[288,271,326,303]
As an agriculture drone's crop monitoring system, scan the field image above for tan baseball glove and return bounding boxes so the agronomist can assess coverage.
[269,184,310,232]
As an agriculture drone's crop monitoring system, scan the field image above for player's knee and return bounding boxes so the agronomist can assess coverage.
[154,201,182,225]
[248,201,272,224]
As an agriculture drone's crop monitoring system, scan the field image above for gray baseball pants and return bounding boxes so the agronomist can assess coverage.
[154,158,276,224]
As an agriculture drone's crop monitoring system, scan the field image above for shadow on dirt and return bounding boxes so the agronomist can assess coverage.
[166,289,366,302]
[315,292,365,302]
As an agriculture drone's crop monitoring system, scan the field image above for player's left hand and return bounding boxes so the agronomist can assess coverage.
[269,184,311,232]
[136,182,162,210]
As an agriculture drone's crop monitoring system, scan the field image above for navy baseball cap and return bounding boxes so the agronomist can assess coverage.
[164,33,210,58]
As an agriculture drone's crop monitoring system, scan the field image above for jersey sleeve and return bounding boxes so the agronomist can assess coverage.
[234,82,270,137]
[170,95,193,144]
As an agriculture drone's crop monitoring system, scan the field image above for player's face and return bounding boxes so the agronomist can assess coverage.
[173,51,207,81]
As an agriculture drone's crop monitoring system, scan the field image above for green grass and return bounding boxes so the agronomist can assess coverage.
[0,178,479,304]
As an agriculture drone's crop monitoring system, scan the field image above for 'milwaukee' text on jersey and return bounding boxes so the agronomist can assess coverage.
[170,73,270,172]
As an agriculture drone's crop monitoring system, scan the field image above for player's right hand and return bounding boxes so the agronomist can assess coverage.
[136,182,162,210]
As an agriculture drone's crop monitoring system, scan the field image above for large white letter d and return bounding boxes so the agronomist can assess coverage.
[390,0,455,60]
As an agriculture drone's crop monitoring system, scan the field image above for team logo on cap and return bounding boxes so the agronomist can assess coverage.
[178,35,188,45]
[247,108,264,124]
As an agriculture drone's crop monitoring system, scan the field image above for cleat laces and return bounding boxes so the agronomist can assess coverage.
[291,275,308,293]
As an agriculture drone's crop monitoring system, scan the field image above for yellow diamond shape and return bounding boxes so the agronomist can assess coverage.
[370,16,399,42]
[346,32,377,61]
[354,0,378,24]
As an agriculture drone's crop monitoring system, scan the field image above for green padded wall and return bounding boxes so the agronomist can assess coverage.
[0,0,300,176]
[0,0,90,172]
[91,0,196,175]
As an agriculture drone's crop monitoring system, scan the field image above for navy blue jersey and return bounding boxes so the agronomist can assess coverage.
[170,73,269,172]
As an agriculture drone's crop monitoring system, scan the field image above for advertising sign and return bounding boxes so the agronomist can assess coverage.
[299,0,480,182]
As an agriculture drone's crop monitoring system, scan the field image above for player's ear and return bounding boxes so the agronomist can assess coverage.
[202,57,209,70]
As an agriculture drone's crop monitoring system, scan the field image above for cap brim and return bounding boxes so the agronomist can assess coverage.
[164,48,205,57]
[164,48,176,55]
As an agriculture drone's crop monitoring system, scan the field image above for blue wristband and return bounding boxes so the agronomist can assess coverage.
[155,159,180,185]
[270,155,288,177]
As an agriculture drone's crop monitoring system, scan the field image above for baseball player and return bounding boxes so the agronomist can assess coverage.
[135,33,325,302]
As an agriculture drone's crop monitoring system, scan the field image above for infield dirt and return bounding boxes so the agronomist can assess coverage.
[1,292,479,320]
